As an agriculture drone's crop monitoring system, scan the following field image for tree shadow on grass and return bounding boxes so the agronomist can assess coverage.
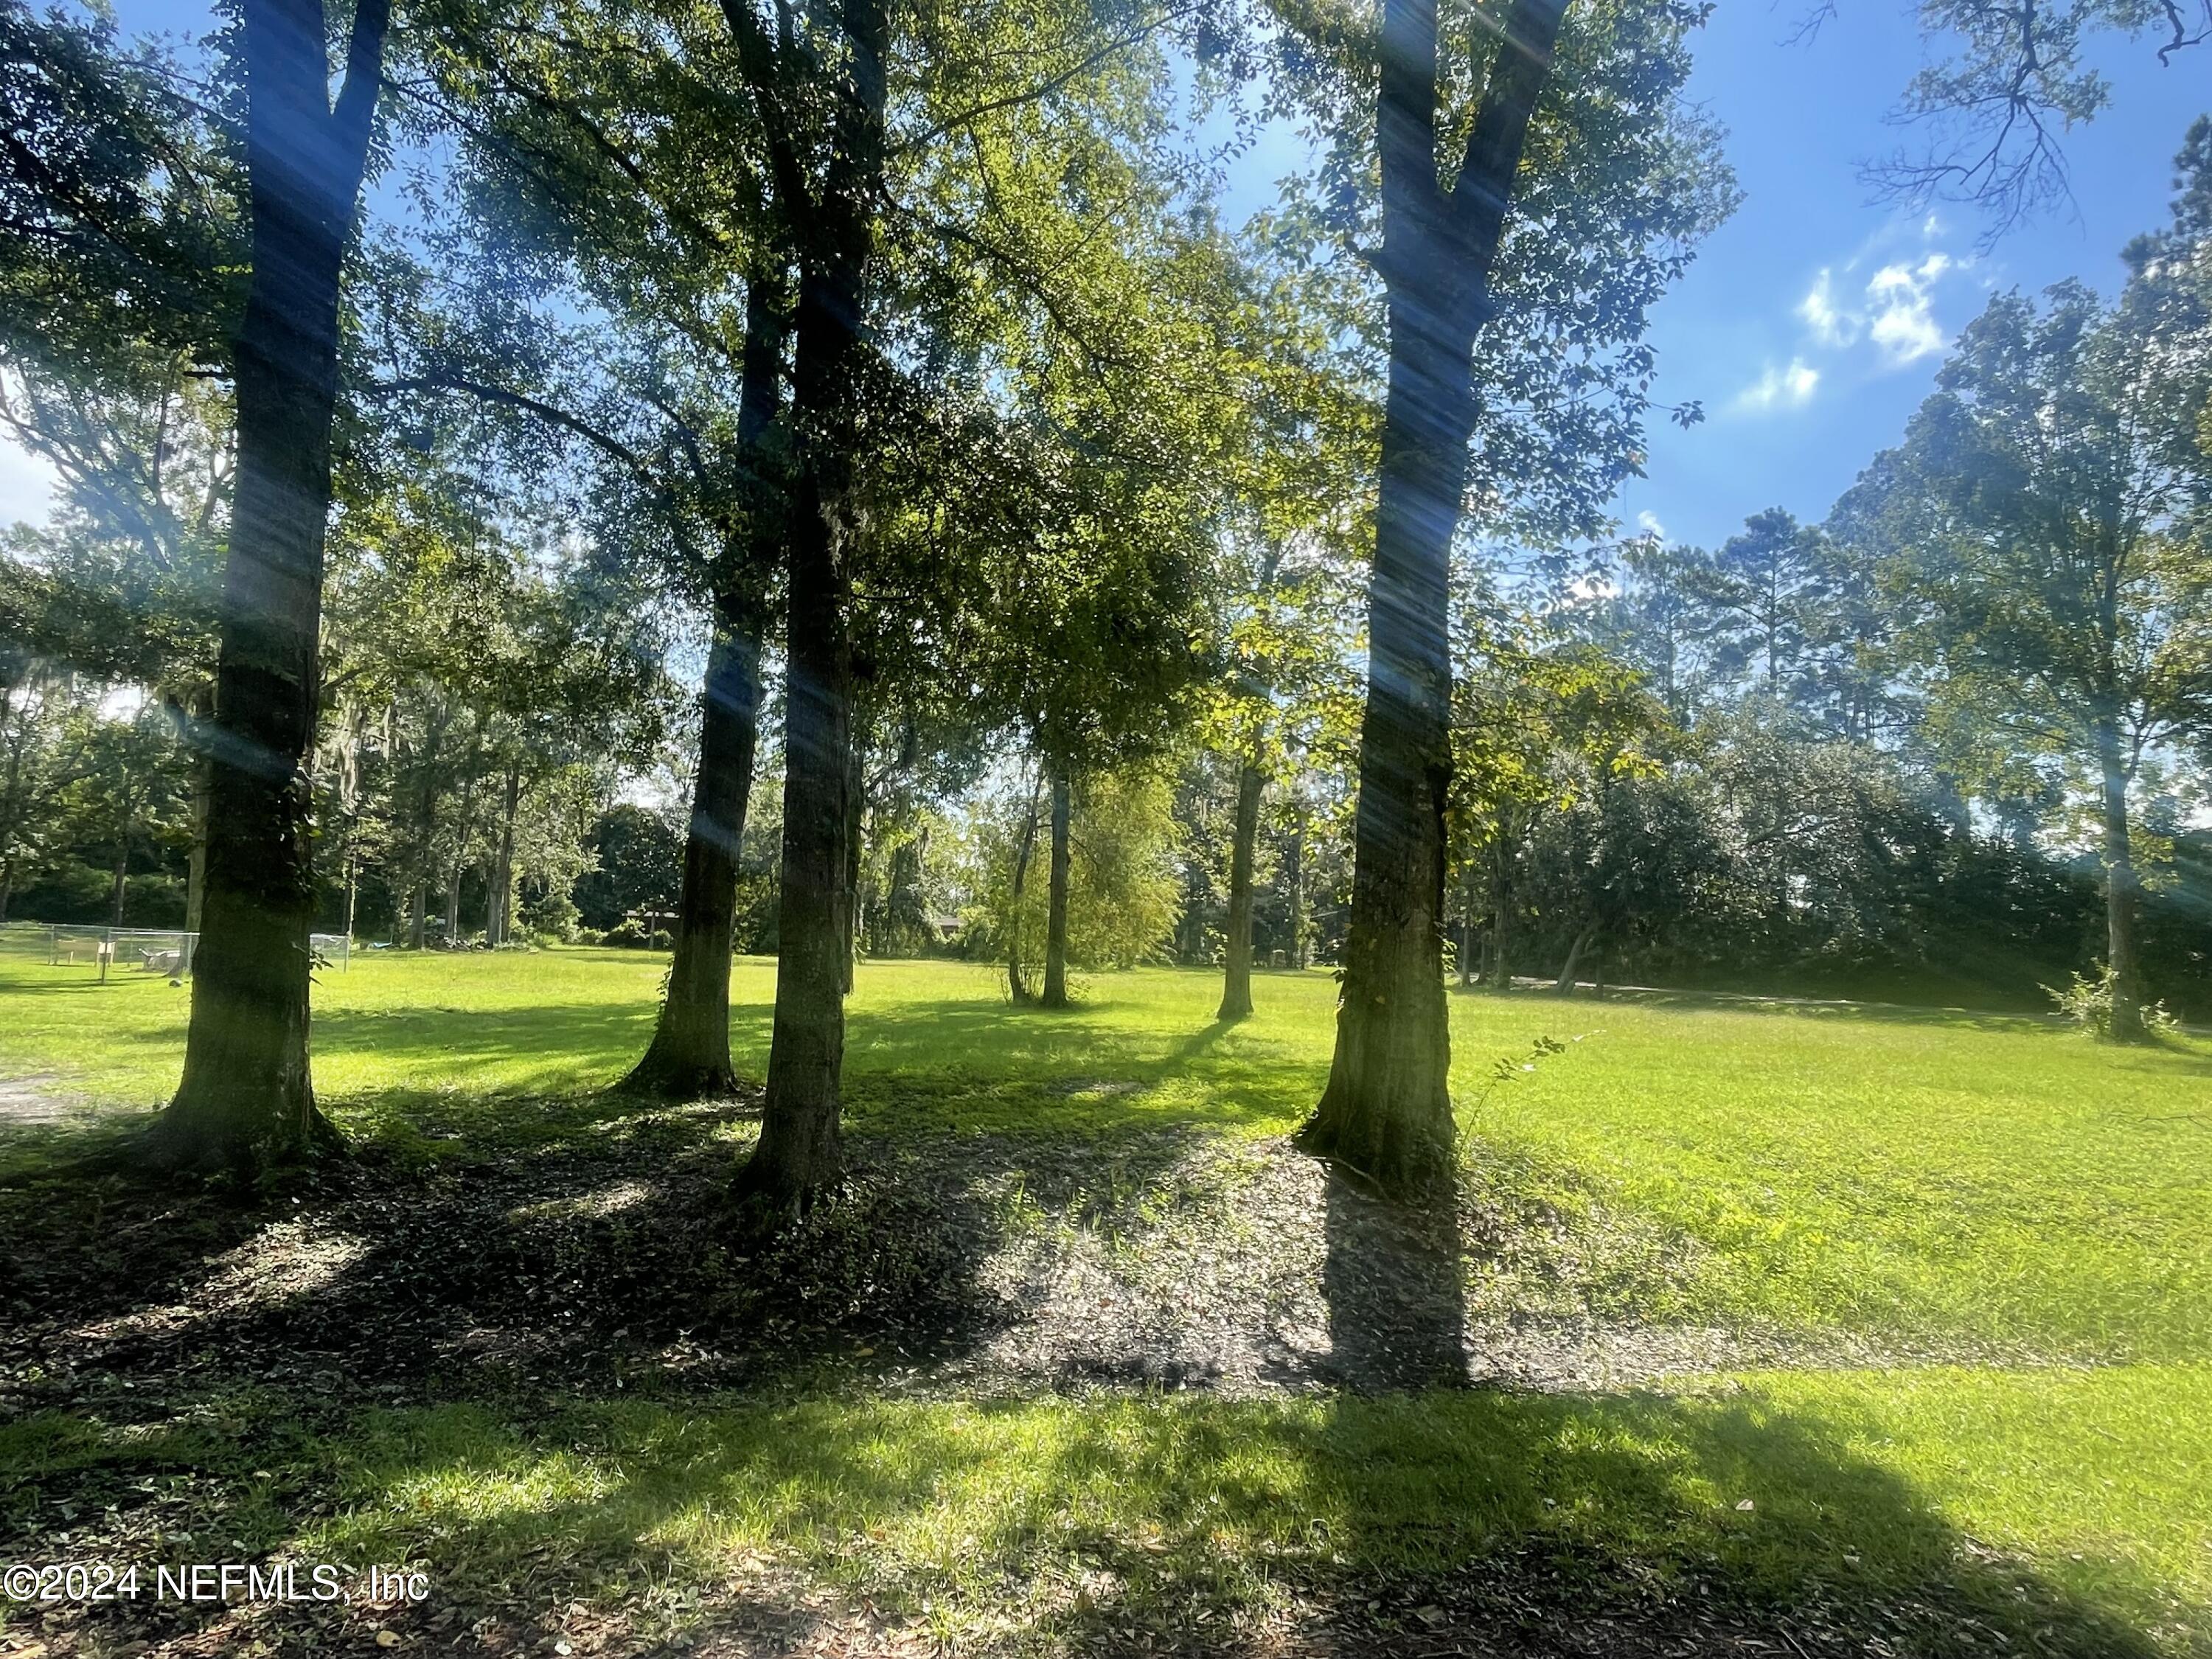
[10,1372,2171,1656]
[1,995,2195,1656]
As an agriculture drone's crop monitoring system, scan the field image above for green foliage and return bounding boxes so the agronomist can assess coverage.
[2042,965,2182,1041]
[959,768,1185,977]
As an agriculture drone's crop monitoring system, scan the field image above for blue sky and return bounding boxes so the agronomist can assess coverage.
[2,0,2205,549]
[1586,7,2205,549]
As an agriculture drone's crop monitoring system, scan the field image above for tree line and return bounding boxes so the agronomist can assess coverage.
[1,0,2206,1200]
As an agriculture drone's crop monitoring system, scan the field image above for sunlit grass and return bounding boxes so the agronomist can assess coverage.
[8,1367,2204,1651]
[5,950,2208,1357]
[5,949,2211,1649]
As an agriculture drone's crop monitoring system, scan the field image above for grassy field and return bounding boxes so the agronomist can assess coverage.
[2,947,2209,1655]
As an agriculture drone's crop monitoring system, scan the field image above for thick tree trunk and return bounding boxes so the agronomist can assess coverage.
[627,265,785,1093]
[1298,0,1562,1195]
[1298,330,1462,1188]
[1217,761,1263,1020]
[740,465,852,1207]
[145,0,387,1174]
[409,881,428,950]
[627,626,762,1096]
[2096,719,2147,1043]
[737,0,888,1206]
[1040,768,1073,1008]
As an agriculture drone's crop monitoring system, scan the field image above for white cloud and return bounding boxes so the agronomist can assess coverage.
[0,434,58,529]
[1565,572,1621,602]
[1865,254,1952,366]
[1797,270,1859,347]
[1635,509,1666,539]
[1778,241,1961,392]
[1734,358,1820,413]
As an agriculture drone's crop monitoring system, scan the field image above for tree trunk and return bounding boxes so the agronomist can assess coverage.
[1296,0,1563,1197]
[626,625,762,1096]
[1040,768,1073,1008]
[1555,921,1596,995]
[1217,761,1262,1020]
[1286,801,1307,970]
[109,783,131,926]
[446,765,477,943]
[184,753,210,940]
[2096,718,2147,1043]
[484,765,519,947]
[1457,864,1479,987]
[740,460,853,1206]
[409,880,428,950]
[145,0,388,1175]
[1006,779,1039,1003]
[841,730,864,995]
[737,0,888,1206]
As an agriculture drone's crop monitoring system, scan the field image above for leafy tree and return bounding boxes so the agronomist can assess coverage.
[1278,0,1731,1194]
[1859,199,2212,1039]
[147,0,394,1172]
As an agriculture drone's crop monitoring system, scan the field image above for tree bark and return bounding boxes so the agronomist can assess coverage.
[144,0,388,1174]
[2096,717,2147,1043]
[1296,0,1563,1197]
[625,265,785,1095]
[109,773,133,927]
[1285,800,1307,970]
[184,755,210,940]
[1006,778,1040,1003]
[1486,827,1515,990]
[1217,761,1263,1020]
[841,726,865,995]
[1040,768,1073,1008]
[736,0,887,1208]
[1555,920,1596,995]
[626,625,762,1096]
[487,765,520,947]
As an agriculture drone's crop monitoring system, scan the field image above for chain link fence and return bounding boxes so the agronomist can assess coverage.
[0,922,350,979]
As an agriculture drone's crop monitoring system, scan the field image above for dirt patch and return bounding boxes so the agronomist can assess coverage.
[0,1074,79,1127]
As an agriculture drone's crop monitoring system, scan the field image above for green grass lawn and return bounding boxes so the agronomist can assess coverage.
[3,947,2209,1653]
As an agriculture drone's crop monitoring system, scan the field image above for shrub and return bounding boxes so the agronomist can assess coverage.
[2042,964,2180,1038]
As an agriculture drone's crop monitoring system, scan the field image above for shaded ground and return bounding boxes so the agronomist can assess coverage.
[3,1087,2180,1659]
[0,1089,1918,1423]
